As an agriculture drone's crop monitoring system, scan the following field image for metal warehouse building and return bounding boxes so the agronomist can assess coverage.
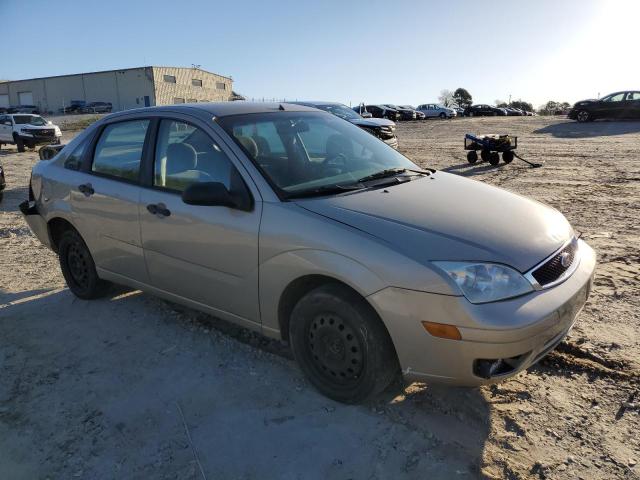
[0,66,233,113]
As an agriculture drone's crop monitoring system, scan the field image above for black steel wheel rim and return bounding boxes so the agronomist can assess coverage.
[67,241,90,289]
[307,314,364,384]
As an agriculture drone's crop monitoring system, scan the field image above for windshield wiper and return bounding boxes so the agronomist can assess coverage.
[285,183,365,199]
[357,167,431,183]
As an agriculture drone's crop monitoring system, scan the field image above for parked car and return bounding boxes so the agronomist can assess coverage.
[454,107,465,117]
[8,105,40,114]
[383,104,416,121]
[293,101,398,149]
[60,100,87,114]
[20,102,595,403]
[0,161,5,202]
[80,101,113,114]
[0,114,62,152]
[503,107,524,116]
[463,105,507,117]
[416,104,457,119]
[568,91,640,122]
[353,104,401,121]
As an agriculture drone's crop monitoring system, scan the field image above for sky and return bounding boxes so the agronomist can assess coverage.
[2,0,638,108]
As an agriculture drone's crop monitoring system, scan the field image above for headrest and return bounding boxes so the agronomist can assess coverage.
[237,136,258,158]
[166,142,197,174]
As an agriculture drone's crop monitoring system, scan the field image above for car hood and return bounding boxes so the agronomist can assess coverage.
[295,172,573,272]
[350,118,396,128]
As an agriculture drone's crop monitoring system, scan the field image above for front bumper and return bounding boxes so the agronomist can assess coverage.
[18,133,61,145]
[382,136,399,149]
[368,240,596,385]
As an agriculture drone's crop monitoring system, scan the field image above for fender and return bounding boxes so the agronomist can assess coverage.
[259,249,387,338]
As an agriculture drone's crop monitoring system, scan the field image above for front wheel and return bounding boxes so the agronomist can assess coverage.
[439,112,446,119]
[502,151,514,163]
[290,284,399,404]
[58,229,110,299]
[576,110,590,122]
[489,152,500,165]
[14,135,25,152]
[467,150,478,164]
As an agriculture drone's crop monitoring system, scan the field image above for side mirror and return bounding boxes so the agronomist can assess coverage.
[182,182,236,207]
[47,121,53,125]
[361,111,373,118]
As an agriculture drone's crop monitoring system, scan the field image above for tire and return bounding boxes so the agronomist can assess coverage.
[489,152,500,165]
[469,112,475,117]
[14,135,25,153]
[439,112,446,119]
[467,150,478,164]
[576,110,590,123]
[0,191,3,203]
[289,284,399,404]
[480,149,491,162]
[502,151,514,164]
[58,229,110,299]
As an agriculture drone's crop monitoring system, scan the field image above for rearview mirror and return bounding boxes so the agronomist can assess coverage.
[182,182,238,208]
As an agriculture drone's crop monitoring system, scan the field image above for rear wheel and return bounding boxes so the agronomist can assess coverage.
[290,284,399,404]
[58,229,110,299]
[481,149,491,162]
[502,151,514,163]
[576,110,590,122]
[467,150,478,164]
[489,152,500,165]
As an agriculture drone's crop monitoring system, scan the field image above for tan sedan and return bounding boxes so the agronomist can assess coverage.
[21,102,596,403]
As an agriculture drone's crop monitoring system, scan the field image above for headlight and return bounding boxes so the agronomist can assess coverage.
[433,262,533,303]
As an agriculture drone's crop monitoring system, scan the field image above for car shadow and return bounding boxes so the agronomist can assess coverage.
[0,287,494,478]
[534,119,640,138]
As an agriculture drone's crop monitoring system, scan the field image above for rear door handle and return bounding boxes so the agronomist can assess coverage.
[146,203,171,217]
[78,183,94,196]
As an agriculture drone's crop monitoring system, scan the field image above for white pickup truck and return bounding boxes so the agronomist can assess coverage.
[0,113,62,152]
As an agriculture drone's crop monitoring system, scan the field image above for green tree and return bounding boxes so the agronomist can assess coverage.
[510,100,533,112]
[453,88,473,108]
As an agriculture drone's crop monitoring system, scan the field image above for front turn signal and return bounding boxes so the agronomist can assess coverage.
[421,321,462,340]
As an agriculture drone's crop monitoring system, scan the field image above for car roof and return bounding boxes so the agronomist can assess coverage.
[107,102,320,121]
[291,101,347,107]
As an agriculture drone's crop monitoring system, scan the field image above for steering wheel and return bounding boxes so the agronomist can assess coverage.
[322,152,348,170]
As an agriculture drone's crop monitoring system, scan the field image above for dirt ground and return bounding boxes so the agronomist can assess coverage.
[0,116,638,480]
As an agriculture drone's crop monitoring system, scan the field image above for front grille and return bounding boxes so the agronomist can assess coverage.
[532,241,577,286]
[26,129,55,137]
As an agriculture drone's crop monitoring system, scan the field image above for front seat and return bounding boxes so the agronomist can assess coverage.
[162,142,211,190]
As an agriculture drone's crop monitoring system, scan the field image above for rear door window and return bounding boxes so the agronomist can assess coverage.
[91,120,150,182]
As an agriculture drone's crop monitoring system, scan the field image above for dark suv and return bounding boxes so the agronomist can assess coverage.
[294,102,398,149]
[353,104,401,121]
[568,91,640,122]
[80,102,113,114]
[463,105,507,117]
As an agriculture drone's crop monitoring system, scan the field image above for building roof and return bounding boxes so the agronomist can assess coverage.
[0,66,232,84]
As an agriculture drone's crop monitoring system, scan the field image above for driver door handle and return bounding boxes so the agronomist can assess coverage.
[146,203,171,217]
[78,183,94,196]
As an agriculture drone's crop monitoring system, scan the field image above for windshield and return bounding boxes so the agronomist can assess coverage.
[315,104,361,121]
[218,112,418,197]
[14,115,48,126]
